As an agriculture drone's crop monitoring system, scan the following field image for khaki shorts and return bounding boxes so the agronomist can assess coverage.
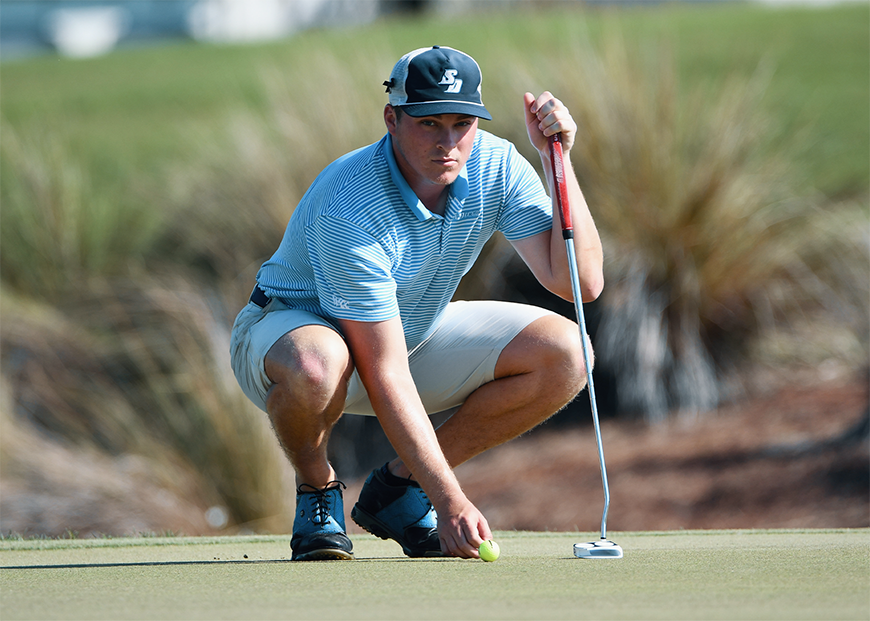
[230,298,555,416]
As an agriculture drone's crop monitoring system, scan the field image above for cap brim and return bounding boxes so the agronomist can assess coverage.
[401,101,492,121]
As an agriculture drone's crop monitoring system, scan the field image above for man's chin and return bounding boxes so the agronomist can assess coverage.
[431,170,461,186]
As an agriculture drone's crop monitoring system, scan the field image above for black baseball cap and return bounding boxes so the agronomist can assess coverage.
[384,46,492,120]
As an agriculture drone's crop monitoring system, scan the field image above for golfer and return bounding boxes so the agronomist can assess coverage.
[230,46,603,561]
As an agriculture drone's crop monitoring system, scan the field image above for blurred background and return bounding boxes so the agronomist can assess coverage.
[1,0,867,538]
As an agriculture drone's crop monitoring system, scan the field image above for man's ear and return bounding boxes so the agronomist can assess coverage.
[384,104,398,134]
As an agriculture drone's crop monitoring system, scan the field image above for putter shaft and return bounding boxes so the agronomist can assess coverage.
[548,133,612,542]
[564,239,611,540]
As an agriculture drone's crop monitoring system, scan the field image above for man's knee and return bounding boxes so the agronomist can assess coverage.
[542,315,588,396]
[265,327,353,412]
[505,314,588,396]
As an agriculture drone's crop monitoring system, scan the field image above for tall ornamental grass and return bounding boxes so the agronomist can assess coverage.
[531,35,867,422]
[0,126,294,535]
[0,124,161,297]
[0,6,866,535]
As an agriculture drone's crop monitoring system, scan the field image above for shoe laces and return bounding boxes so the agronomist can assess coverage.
[297,481,345,525]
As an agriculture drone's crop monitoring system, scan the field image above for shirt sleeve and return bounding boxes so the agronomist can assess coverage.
[497,144,553,242]
[306,215,400,322]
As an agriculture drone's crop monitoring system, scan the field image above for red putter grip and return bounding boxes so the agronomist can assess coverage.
[548,134,573,237]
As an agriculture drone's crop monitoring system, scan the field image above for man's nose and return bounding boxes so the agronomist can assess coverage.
[438,128,459,150]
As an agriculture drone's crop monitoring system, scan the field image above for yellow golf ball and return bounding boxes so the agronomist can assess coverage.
[478,539,500,562]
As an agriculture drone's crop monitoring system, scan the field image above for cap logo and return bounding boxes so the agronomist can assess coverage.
[438,69,463,94]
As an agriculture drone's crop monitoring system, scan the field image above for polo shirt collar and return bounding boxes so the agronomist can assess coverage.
[384,134,469,221]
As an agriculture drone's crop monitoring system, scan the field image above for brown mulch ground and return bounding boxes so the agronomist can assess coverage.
[348,378,869,534]
[4,377,864,538]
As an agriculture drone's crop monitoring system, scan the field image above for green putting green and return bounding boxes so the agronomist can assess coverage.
[2,530,868,620]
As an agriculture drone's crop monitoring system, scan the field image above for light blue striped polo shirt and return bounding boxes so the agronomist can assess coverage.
[256,129,552,350]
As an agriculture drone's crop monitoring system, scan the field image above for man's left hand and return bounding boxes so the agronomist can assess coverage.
[524,91,577,155]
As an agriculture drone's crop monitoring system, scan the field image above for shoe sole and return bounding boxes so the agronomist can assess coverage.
[292,548,354,561]
[351,505,443,558]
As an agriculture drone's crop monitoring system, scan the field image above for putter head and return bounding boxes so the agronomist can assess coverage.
[574,539,623,559]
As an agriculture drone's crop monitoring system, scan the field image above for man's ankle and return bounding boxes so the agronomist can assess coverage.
[297,480,343,492]
[384,461,414,484]
[295,467,339,491]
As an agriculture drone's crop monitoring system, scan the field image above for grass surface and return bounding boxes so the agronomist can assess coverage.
[2,530,868,620]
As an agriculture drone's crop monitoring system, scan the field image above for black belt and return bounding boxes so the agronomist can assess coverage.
[249,285,270,309]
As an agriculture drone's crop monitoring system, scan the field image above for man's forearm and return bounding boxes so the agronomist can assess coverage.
[371,373,464,505]
[338,318,468,514]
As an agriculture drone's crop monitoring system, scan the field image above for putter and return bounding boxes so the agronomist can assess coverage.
[548,133,623,559]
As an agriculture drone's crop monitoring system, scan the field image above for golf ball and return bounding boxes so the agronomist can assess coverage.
[478,539,500,562]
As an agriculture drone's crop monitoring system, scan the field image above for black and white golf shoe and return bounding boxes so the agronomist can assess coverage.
[351,463,442,558]
[291,481,354,561]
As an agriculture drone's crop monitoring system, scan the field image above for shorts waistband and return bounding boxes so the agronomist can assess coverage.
[249,285,270,309]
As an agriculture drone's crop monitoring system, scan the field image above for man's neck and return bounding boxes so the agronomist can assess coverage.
[422,188,449,216]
